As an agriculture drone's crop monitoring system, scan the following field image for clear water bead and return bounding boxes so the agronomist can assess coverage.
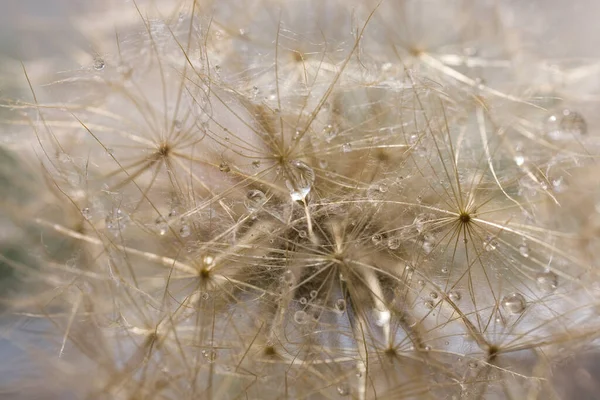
[285,160,315,202]
[387,237,400,250]
[483,236,498,251]
[336,384,350,396]
[244,189,267,212]
[179,224,191,237]
[294,310,309,324]
[560,109,587,135]
[93,57,105,70]
[155,216,168,235]
[519,244,529,258]
[341,143,352,153]
[448,291,461,302]
[335,298,346,313]
[502,293,526,314]
[219,162,231,173]
[536,270,558,293]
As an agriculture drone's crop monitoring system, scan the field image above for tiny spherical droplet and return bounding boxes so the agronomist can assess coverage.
[294,310,309,324]
[244,189,267,212]
[219,162,231,173]
[560,109,587,135]
[155,216,168,235]
[371,234,382,245]
[502,293,526,314]
[484,236,498,251]
[285,160,315,202]
[335,298,346,313]
[93,57,105,70]
[441,267,448,274]
[202,349,217,363]
[203,255,215,268]
[387,237,400,250]
[179,224,191,237]
[536,270,558,293]
[282,270,294,284]
[448,291,461,301]
[336,384,350,396]
[519,244,529,258]
[341,143,352,153]
[81,207,91,220]
[310,290,318,298]
[514,154,525,166]
[299,297,307,305]
[424,300,434,309]
[298,230,307,239]
[430,292,438,299]
[322,124,337,142]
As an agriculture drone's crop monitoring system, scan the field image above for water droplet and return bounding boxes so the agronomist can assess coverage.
[424,300,434,309]
[179,224,191,237]
[519,244,529,258]
[298,230,307,239]
[502,293,526,314]
[335,298,346,313]
[252,160,261,169]
[430,292,438,299]
[387,237,400,250]
[441,267,448,274]
[294,310,309,324]
[468,361,478,369]
[310,290,318,298]
[336,384,350,396]
[322,124,337,142]
[202,349,217,363]
[371,234,382,245]
[81,207,91,220]
[244,189,267,212]
[285,160,315,202]
[203,255,215,268]
[105,208,129,235]
[514,154,525,166]
[219,162,231,173]
[299,297,307,305]
[560,109,587,135]
[483,236,498,251]
[536,270,558,293]
[93,57,105,71]
[201,292,210,300]
[155,216,168,235]
[448,291,461,301]
[341,143,352,153]
[282,270,294,285]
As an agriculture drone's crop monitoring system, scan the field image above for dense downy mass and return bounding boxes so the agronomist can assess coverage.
[1,0,600,398]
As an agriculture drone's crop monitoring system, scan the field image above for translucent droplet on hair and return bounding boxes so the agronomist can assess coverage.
[93,57,105,71]
[536,270,558,293]
[294,310,309,324]
[560,109,587,135]
[502,293,526,314]
[244,189,267,212]
[335,298,346,313]
[285,160,315,202]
